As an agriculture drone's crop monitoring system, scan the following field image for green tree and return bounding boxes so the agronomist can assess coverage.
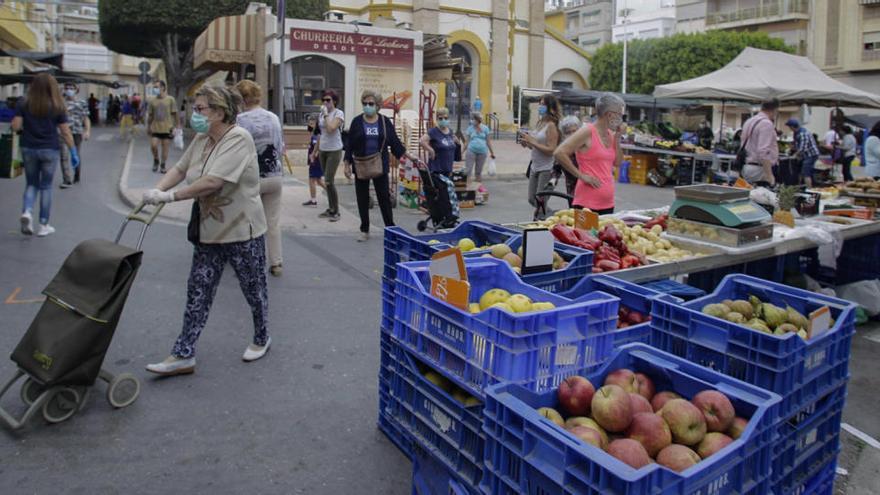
[588,31,795,94]
[98,0,327,101]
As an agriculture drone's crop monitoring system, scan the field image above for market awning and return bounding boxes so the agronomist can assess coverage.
[557,88,701,110]
[845,114,880,130]
[653,47,880,108]
[0,49,63,68]
[193,14,258,71]
[0,70,125,88]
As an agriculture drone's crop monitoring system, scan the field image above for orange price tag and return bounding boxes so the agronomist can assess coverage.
[431,275,471,311]
[430,247,468,282]
[733,177,753,190]
[807,306,832,340]
[574,209,599,230]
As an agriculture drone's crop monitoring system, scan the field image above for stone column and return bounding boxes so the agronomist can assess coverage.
[412,0,439,34]
[528,1,545,89]
[490,0,510,121]
[254,6,269,108]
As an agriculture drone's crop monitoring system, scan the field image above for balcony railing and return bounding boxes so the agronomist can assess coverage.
[706,0,809,26]
[862,49,880,62]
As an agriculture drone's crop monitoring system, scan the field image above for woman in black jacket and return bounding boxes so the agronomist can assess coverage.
[344,89,418,242]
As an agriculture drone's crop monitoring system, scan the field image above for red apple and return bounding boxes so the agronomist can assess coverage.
[570,426,605,450]
[591,384,633,433]
[536,407,564,427]
[651,391,682,412]
[658,399,707,446]
[565,417,609,447]
[629,393,653,415]
[633,372,655,400]
[696,432,733,459]
[727,417,748,440]
[607,438,652,469]
[604,368,638,393]
[626,412,672,457]
[656,444,701,472]
[557,376,595,416]
[692,390,736,433]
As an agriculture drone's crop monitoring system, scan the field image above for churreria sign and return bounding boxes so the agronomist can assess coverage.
[290,28,414,68]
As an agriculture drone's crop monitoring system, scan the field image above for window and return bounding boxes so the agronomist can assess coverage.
[639,28,660,39]
[581,10,601,27]
[552,81,573,90]
[864,31,880,51]
[581,38,601,46]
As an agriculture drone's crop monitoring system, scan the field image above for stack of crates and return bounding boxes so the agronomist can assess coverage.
[627,154,657,185]
[649,274,856,494]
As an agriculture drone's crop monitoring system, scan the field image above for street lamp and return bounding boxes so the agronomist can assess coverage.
[620,4,633,94]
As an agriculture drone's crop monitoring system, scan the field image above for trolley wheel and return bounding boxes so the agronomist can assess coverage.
[107,373,140,409]
[42,388,80,424]
[416,220,428,232]
[20,377,45,406]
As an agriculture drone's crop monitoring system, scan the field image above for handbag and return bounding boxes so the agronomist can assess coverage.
[353,116,386,180]
[732,124,756,173]
[454,141,462,162]
[187,126,235,245]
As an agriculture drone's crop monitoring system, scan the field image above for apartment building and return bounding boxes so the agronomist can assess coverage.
[813,0,880,93]
[545,0,614,54]
[612,0,678,42]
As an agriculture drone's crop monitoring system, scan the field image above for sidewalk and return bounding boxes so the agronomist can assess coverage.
[118,134,532,235]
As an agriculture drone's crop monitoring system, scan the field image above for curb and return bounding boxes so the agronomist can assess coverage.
[117,138,138,209]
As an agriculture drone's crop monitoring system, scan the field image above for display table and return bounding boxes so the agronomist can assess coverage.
[621,144,736,185]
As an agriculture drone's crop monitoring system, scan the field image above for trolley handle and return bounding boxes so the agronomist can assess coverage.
[534,191,574,208]
[115,201,165,250]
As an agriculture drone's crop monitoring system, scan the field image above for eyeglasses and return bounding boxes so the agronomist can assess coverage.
[193,105,210,113]
[322,98,332,102]
[362,101,376,107]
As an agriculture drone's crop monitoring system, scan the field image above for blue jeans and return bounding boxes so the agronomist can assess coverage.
[800,155,818,180]
[21,147,60,224]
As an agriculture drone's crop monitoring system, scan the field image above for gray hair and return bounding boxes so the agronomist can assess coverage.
[471,111,483,121]
[596,92,625,117]
[195,84,241,124]
[559,115,583,134]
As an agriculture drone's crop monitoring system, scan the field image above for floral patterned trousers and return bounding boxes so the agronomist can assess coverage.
[172,236,269,359]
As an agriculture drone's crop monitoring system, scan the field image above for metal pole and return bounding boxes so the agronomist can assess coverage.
[275,1,285,122]
[719,100,726,145]
[517,87,522,127]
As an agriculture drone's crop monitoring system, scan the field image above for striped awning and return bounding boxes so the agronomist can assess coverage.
[194,14,257,70]
[860,0,880,5]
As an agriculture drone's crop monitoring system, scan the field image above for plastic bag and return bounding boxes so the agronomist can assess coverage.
[172,128,184,150]
[837,280,880,316]
[486,158,497,177]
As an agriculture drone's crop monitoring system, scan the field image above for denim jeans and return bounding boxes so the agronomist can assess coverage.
[21,147,60,224]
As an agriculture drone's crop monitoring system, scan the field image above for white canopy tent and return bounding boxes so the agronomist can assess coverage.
[653,47,880,109]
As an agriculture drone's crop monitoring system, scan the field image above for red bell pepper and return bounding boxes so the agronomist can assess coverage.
[551,224,580,246]
[620,254,641,269]
[595,259,620,272]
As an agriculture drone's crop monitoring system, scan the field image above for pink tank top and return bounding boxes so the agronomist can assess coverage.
[573,123,616,210]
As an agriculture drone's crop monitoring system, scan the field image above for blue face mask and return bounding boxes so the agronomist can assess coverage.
[437,118,449,127]
[190,112,210,133]
[538,105,548,116]
[363,104,377,117]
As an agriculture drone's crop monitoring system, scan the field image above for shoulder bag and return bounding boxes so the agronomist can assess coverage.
[353,116,386,180]
[732,123,756,173]
[188,126,235,245]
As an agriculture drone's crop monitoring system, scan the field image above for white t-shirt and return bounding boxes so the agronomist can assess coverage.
[318,108,345,152]
[823,130,839,147]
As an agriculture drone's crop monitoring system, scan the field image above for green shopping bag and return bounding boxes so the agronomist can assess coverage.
[0,133,22,178]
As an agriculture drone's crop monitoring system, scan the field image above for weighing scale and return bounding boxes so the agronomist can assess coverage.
[668,185,773,247]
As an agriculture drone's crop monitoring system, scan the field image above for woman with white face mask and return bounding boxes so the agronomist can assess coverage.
[553,92,625,215]
[140,84,271,375]
[520,94,561,218]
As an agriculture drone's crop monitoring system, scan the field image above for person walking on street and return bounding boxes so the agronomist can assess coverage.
[344,90,418,242]
[554,92,625,215]
[59,82,90,188]
[462,112,495,183]
[311,89,344,221]
[864,122,880,178]
[236,80,285,277]
[120,95,134,139]
[141,84,270,375]
[88,92,99,125]
[839,126,857,182]
[12,73,78,237]
[302,114,325,207]
[520,94,561,217]
[147,80,178,173]
[786,118,819,187]
[740,99,779,186]
[551,115,584,197]
[419,106,459,176]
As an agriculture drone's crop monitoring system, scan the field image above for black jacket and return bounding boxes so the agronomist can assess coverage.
[344,113,407,177]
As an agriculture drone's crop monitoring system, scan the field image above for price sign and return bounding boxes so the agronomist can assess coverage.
[521,228,554,275]
[429,247,470,310]
[807,306,832,340]
[574,209,599,230]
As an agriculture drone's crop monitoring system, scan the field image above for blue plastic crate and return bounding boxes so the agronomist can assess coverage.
[411,444,478,495]
[772,384,846,495]
[379,331,415,459]
[781,458,836,495]
[687,256,786,292]
[464,237,594,294]
[834,233,880,284]
[642,279,706,300]
[383,221,520,281]
[650,274,856,420]
[480,344,782,495]
[393,257,619,399]
[384,338,484,488]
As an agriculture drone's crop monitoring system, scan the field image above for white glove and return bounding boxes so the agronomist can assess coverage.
[142,188,175,205]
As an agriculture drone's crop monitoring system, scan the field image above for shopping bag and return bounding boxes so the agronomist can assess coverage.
[487,157,497,177]
[172,128,184,150]
[0,133,22,179]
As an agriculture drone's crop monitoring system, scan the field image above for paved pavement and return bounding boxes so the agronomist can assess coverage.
[0,127,877,493]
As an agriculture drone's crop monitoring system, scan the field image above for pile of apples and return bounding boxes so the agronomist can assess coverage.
[536,369,748,472]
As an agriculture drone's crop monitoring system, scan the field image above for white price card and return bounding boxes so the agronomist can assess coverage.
[522,228,554,275]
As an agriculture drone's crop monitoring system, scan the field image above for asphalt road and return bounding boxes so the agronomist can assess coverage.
[0,127,877,494]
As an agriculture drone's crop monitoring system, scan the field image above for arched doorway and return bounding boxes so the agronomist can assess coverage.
[446,42,480,129]
[286,55,345,125]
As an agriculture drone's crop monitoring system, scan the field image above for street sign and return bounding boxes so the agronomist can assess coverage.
[138,61,151,73]
[138,73,152,85]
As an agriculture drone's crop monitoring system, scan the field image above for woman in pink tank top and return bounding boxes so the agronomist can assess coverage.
[553,93,625,214]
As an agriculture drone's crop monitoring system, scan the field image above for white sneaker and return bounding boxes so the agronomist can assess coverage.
[36,224,55,237]
[243,337,271,362]
[357,231,370,242]
[20,211,33,235]
[145,356,196,376]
